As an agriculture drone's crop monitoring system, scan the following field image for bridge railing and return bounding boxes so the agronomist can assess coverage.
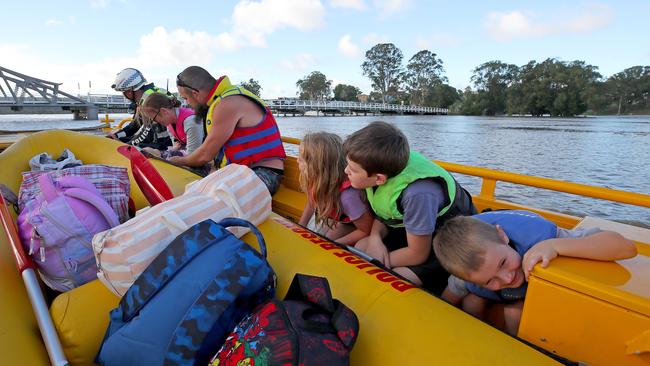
[85,94,131,106]
[81,94,449,114]
[263,99,447,114]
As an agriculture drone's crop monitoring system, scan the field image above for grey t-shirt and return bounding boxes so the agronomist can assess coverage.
[400,178,447,235]
[179,114,204,155]
[340,187,369,222]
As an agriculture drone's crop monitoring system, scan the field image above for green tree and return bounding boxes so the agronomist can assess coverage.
[240,78,262,96]
[506,59,600,116]
[361,43,404,103]
[427,84,461,109]
[405,50,446,106]
[606,66,650,114]
[333,84,362,101]
[471,61,518,115]
[296,71,332,100]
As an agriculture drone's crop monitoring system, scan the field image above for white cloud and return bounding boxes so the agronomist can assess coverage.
[362,32,389,45]
[45,19,63,27]
[484,4,613,42]
[280,53,317,72]
[415,33,462,49]
[331,0,365,10]
[137,27,234,66]
[226,0,326,47]
[373,0,412,17]
[338,35,361,58]
[45,16,77,27]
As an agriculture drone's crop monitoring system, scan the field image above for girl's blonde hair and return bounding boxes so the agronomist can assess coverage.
[299,132,348,228]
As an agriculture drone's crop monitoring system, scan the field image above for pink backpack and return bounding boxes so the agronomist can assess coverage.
[17,173,120,292]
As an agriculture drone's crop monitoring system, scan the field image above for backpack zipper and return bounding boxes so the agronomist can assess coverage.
[38,205,93,248]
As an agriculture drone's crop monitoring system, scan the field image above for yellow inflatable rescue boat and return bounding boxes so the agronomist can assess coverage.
[0,130,648,366]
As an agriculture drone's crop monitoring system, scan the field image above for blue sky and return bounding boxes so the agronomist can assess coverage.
[2,0,649,98]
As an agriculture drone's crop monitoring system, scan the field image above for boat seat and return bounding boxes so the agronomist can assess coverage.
[272,183,306,222]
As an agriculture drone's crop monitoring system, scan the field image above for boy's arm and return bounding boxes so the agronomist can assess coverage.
[357,219,391,267]
[523,230,637,280]
[336,211,374,246]
[388,232,432,268]
[441,287,465,306]
[442,275,469,306]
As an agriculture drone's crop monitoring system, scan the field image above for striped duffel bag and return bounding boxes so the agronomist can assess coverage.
[92,164,271,297]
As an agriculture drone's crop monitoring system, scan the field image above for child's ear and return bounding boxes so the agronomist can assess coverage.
[495,224,509,244]
[375,173,388,185]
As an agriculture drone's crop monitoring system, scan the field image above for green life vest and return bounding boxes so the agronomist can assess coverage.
[365,151,459,228]
[138,85,169,105]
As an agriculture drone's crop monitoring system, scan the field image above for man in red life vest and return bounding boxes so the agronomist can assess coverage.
[171,66,286,194]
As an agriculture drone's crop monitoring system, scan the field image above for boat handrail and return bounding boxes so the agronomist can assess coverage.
[281,136,650,225]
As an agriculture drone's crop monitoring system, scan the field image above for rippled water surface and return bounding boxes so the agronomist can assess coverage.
[2,114,649,226]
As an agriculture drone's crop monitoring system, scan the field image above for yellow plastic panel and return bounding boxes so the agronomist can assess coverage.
[520,276,650,366]
[531,256,650,316]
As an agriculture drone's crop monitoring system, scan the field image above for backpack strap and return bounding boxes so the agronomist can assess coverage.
[37,173,60,203]
[63,188,120,228]
[285,273,335,312]
[331,300,360,350]
[285,274,359,350]
[37,174,120,228]
[120,218,266,321]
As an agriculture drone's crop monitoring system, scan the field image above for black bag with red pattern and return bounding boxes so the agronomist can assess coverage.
[209,273,360,366]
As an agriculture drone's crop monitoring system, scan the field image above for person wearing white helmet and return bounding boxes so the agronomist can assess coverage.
[107,68,173,151]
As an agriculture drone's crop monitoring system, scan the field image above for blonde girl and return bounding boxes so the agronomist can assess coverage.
[297,132,373,245]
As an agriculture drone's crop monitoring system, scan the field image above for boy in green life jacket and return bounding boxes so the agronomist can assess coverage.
[343,121,477,294]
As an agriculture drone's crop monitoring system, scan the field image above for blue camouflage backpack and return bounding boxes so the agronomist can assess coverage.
[96,218,276,366]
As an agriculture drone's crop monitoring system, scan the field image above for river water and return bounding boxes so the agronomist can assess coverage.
[1,114,649,226]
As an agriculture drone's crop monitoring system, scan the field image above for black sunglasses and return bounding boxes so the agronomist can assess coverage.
[176,73,198,91]
[151,108,161,123]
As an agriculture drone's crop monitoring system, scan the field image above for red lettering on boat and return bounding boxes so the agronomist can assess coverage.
[391,281,417,292]
[272,217,416,293]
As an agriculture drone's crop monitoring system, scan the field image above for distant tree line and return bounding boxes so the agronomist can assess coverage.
[255,43,650,116]
[454,60,650,116]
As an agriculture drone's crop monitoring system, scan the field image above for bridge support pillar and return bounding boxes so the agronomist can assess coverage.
[73,106,98,120]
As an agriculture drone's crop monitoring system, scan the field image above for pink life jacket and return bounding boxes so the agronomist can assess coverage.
[166,108,195,145]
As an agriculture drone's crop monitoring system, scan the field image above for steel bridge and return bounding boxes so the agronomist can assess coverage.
[0,66,97,119]
[84,94,449,116]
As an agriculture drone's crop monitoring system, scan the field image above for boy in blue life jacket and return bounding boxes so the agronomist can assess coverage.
[433,210,637,335]
[342,121,476,295]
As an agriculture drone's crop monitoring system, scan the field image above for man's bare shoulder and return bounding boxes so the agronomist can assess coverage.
[219,94,264,126]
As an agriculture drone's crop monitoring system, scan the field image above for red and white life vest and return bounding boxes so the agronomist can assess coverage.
[205,76,286,167]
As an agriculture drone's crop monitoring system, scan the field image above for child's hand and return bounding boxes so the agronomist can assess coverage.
[522,240,558,281]
[168,155,183,164]
[142,147,161,158]
[365,236,391,269]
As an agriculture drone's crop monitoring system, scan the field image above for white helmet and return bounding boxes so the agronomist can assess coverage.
[111,68,147,92]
